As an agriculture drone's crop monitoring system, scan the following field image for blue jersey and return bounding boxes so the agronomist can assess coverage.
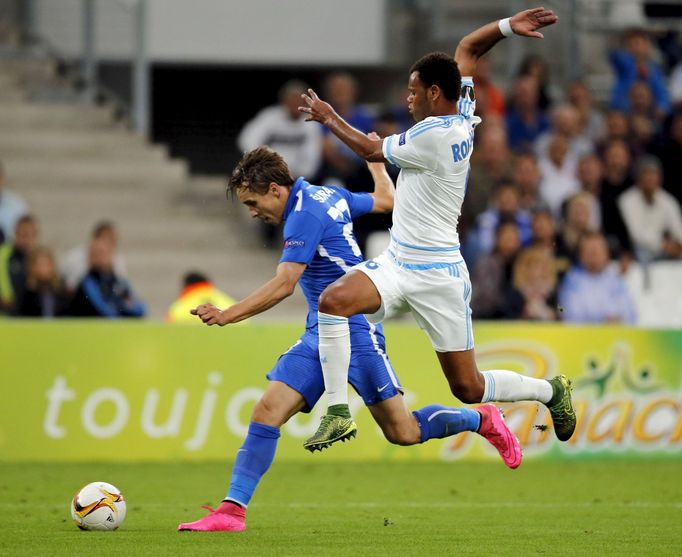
[279,177,382,348]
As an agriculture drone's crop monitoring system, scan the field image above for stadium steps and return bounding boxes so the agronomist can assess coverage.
[0,55,307,320]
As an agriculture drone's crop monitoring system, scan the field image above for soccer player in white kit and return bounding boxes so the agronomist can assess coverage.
[299,7,577,451]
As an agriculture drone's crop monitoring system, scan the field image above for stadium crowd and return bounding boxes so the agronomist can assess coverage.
[1,28,681,323]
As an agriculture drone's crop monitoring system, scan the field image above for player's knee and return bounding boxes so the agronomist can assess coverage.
[448,378,484,404]
[318,284,353,316]
[251,397,285,427]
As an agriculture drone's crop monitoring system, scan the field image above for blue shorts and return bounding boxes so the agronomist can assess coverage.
[267,331,403,413]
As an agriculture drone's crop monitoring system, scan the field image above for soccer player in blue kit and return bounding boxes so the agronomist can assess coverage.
[177,145,521,532]
[299,7,577,451]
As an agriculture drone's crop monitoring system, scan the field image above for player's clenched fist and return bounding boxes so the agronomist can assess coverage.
[190,303,227,326]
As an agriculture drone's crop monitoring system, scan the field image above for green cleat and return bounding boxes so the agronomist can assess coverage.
[546,375,577,442]
[303,414,357,453]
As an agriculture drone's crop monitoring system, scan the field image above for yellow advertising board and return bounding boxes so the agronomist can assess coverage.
[1,321,681,461]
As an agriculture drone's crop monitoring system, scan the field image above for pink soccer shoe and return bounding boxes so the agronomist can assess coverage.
[477,404,522,469]
[177,502,246,532]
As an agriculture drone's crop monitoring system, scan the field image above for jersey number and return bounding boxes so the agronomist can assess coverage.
[327,199,350,220]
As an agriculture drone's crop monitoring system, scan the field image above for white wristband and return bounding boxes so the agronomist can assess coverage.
[498,17,514,37]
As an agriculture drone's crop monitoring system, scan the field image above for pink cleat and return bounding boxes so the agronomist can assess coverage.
[177,502,246,532]
[477,404,522,469]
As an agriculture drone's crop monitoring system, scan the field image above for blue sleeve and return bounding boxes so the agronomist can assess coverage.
[279,211,325,265]
[648,64,672,113]
[82,276,119,318]
[609,49,634,74]
[335,188,373,218]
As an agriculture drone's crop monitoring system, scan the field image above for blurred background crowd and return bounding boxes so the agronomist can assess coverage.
[1,0,681,325]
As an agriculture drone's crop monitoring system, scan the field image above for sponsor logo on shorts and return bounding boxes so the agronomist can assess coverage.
[365,261,380,270]
[377,382,390,392]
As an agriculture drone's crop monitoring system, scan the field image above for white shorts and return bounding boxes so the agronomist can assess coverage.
[354,250,474,352]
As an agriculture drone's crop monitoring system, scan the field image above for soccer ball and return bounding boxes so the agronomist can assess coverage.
[70,481,126,531]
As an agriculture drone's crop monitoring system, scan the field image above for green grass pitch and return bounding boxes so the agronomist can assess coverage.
[1,460,681,556]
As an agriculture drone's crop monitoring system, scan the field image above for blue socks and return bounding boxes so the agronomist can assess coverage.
[225,422,280,507]
[412,405,481,443]
[225,410,480,505]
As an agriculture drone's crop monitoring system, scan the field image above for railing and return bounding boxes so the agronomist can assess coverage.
[12,0,149,135]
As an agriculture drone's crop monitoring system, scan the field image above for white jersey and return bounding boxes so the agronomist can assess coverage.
[382,81,480,262]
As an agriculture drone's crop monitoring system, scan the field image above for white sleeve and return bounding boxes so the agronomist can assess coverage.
[457,76,477,119]
[298,123,323,178]
[382,120,441,171]
[666,196,682,243]
[236,108,272,153]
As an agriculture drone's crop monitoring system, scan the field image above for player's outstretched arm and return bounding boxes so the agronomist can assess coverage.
[299,89,385,162]
[191,262,306,325]
[455,6,558,76]
[366,132,395,213]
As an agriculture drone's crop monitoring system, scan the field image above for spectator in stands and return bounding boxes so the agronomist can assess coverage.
[471,182,532,260]
[462,124,513,235]
[568,80,607,144]
[609,28,672,116]
[512,152,543,211]
[628,112,656,159]
[167,271,238,324]
[61,220,127,292]
[655,109,682,205]
[558,232,636,324]
[618,156,682,262]
[660,30,682,108]
[517,54,552,110]
[374,110,402,140]
[473,56,505,120]
[505,75,550,153]
[535,103,593,164]
[15,246,68,318]
[560,192,600,264]
[319,72,374,187]
[599,139,634,258]
[510,245,559,321]
[0,214,38,314]
[575,154,603,230]
[628,81,662,125]
[68,236,145,318]
[529,208,571,279]
[0,160,28,242]
[538,133,580,217]
[471,221,522,319]
[599,111,630,153]
[237,80,322,180]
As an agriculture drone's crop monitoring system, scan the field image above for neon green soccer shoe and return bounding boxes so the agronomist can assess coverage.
[303,414,357,453]
[546,375,576,442]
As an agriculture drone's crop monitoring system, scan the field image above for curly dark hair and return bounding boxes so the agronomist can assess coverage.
[409,52,461,101]
[227,146,294,198]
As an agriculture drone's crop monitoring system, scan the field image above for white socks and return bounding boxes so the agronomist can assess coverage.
[481,370,553,404]
[318,312,351,407]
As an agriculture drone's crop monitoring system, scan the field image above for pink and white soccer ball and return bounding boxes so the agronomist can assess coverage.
[70,481,126,531]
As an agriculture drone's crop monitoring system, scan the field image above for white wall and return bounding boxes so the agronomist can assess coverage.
[31,0,388,65]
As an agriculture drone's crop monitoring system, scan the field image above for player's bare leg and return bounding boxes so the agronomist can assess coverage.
[368,393,521,469]
[304,271,381,452]
[436,349,576,441]
[178,382,305,531]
